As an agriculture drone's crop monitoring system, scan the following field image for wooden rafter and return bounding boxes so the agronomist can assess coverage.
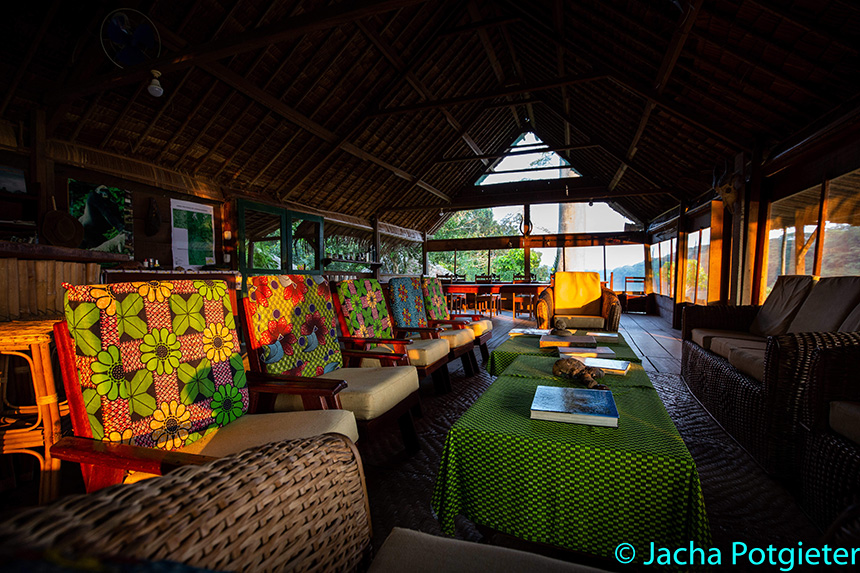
[437,144,597,164]
[748,0,859,54]
[100,83,145,149]
[131,70,193,154]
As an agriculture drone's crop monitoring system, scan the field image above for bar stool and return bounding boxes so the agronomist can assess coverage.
[512,273,536,320]
[475,274,501,316]
[0,320,66,503]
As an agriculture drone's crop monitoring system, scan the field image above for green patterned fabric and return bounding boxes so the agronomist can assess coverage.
[63,280,247,451]
[421,277,450,321]
[333,278,393,339]
[244,275,342,377]
[487,332,641,376]
[432,355,711,566]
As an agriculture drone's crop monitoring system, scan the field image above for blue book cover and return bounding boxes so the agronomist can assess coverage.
[530,386,619,427]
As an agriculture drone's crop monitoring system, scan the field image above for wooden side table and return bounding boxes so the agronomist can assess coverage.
[0,320,66,503]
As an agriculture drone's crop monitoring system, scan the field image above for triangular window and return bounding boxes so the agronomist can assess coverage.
[476,132,580,186]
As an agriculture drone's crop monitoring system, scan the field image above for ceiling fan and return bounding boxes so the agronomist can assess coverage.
[100,8,164,96]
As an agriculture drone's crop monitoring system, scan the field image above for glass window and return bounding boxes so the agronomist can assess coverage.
[650,244,661,294]
[238,200,323,278]
[242,206,283,271]
[605,245,645,293]
[766,186,820,293]
[683,229,710,304]
[820,171,860,277]
[291,216,321,271]
[652,238,676,298]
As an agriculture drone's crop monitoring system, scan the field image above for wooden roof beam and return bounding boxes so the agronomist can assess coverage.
[748,0,859,55]
[51,0,434,104]
[369,73,607,116]
[437,144,597,164]
[439,16,520,36]
[1,0,59,116]
[426,231,646,252]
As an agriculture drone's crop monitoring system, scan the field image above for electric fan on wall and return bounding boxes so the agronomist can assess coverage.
[100,8,165,96]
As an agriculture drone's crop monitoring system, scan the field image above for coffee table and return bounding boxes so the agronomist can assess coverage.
[487,332,642,376]
[432,355,711,565]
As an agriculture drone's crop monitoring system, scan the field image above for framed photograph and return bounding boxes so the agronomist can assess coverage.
[0,166,27,194]
[68,179,134,255]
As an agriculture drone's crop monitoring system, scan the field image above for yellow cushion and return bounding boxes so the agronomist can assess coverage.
[124,410,359,483]
[553,272,602,316]
[439,327,475,349]
[362,338,450,368]
[467,319,493,337]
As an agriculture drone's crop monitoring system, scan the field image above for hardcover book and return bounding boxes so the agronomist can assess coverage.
[557,346,616,358]
[586,331,619,344]
[539,334,597,348]
[530,386,619,427]
[509,328,552,337]
[579,357,631,375]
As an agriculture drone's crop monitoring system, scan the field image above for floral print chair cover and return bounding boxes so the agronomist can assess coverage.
[62,279,246,451]
[421,277,453,321]
[388,277,430,335]
[332,278,395,340]
[244,274,343,376]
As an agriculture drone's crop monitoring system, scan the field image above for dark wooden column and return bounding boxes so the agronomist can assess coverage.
[371,215,381,281]
[812,179,830,276]
[421,231,428,276]
[523,204,531,279]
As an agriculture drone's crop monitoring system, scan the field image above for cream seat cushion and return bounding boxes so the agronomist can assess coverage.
[710,337,768,360]
[728,347,766,382]
[691,328,764,351]
[274,366,419,421]
[466,319,493,337]
[439,327,475,349]
[830,401,860,446]
[553,272,602,316]
[369,527,609,573]
[361,338,449,368]
[124,410,359,483]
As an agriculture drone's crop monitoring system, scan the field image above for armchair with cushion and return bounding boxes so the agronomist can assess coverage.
[682,274,860,480]
[333,277,452,394]
[421,276,489,368]
[535,272,621,332]
[242,274,423,452]
[53,279,357,492]
[0,434,610,573]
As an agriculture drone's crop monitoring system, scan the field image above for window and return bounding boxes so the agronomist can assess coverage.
[605,245,646,292]
[684,228,710,305]
[237,200,323,281]
[766,186,820,294]
[820,172,860,277]
[651,238,676,298]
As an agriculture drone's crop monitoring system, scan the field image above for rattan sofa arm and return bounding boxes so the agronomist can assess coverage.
[51,436,218,476]
[796,337,860,429]
[535,287,554,329]
[681,304,760,341]
[601,287,621,332]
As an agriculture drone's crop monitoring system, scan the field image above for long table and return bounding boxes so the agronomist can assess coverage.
[432,354,711,565]
[441,282,548,296]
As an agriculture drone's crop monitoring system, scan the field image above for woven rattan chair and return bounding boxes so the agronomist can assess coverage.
[52,279,357,492]
[243,275,423,452]
[535,272,621,331]
[1,434,608,573]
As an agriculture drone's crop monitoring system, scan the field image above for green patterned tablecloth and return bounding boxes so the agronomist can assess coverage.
[487,331,642,376]
[432,355,711,566]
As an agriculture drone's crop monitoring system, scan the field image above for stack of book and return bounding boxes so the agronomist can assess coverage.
[575,357,631,375]
[539,334,596,348]
[509,328,552,337]
[558,346,616,359]
[530,386,619,427]
[586,331,619,344]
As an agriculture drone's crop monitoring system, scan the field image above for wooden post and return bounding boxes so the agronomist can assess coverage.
[421,231,428,275]
[523,204,531,279]
[371,215,381,281]
[643,241,653,295]
[750,143,768,305]
[813,179,829,276]
[707,200,724,304]
[673,203,687,305]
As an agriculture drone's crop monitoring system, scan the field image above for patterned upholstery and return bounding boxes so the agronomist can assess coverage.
[388,277,430,334]
[333,278,394,339]
[421,277,450,321]
[244,275,342,377]
[63,280,247,451]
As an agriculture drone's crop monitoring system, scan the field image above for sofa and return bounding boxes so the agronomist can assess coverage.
[535,272,621,332]
[681,275,860,482]
[0,434,609,573]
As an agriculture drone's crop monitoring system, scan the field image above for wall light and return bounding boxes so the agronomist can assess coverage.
[223,230,232,241]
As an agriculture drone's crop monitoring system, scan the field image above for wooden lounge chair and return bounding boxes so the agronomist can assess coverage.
[52,279,357,492]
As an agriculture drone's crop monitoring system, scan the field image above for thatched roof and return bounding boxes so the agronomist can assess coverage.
[2,0,858,235]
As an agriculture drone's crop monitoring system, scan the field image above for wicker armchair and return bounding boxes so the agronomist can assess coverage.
[535,272,621,332]
[682,303,860,480]
[1,434,610,573]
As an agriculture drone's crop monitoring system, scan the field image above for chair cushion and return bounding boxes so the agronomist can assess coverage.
[274,366,419,420]
[466,319,493,337]
[840,303,860,332]
[830,401,860,446]
[788,276,860,333]
[245,275,343,377]
[728,347,766,382]
[361,338,449,368]
[369,527,608,573]
[421,277,451,321]
[334,278,395,339]
[63,280,247,452]
[691,328,764,351]
[710,337,768,360]
[439,327,475,348]
[388,277,430,334]
[749,275,815,337]
[553,272,602,316]
[125,410,359,483]
[554,314,605,330]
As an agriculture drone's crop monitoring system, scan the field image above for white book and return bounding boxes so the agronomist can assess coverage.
[586,331,619,344]
[558,346,616,359]
[579,357,631,375]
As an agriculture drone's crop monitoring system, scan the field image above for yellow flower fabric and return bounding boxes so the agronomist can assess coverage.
[150,401,191,450]
[203,323,233,363]
[90,286,118,316]
[134,280,174,303]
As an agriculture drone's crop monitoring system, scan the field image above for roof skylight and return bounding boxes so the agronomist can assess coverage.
[476,132,580,186]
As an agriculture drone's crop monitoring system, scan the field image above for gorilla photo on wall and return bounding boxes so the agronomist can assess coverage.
[68,179,134,255]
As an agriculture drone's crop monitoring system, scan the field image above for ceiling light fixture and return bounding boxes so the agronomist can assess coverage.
[147,70,164,97]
